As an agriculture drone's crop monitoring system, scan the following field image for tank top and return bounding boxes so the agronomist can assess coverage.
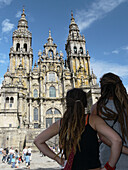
[100,100,128,170]
[72,114,101,170]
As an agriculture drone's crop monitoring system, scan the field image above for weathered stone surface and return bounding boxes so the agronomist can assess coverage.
[0,9,100,150]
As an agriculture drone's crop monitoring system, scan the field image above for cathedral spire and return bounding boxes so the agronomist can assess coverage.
[47,30,53,45]
[18,7,28,29]
[71,10,73,19]
[70,10,75,24]
[69,10,79,33]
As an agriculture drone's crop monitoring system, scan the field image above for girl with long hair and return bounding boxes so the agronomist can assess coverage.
[91,72,128,170]
[34,88,122,170]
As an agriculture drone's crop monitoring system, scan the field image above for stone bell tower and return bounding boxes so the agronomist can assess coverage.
[9,8,33,74]
[0,8,34,129]
[65,12,91,88]
[65,12,100,108]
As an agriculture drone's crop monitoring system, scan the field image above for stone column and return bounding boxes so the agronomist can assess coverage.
[29,74,33,128]
[72,72,75,88]
[9,53,13,73]
[29,54,33,72]
[18,93,23,128]
[40,99,44,128]
[70,56,73,72]
[75,57,78,71]
[83,57,86,71]
[29,99,33,128]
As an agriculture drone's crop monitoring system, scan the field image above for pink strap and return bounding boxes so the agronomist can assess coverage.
[64,147,74,170]
[85,114,89,126]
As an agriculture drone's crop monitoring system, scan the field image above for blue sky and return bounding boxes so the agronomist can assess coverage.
[0,0,128,91]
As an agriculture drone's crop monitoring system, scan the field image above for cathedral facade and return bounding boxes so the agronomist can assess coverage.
[0,9,100,150]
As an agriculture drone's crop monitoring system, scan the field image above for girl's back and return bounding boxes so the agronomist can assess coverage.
[100,99,128,170]
[72,115,101,170]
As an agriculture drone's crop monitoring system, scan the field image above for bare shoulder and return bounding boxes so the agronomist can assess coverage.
[89,114,104,130]
[90,114,103,122]
[91,102,97,115]
[90,114,99,122]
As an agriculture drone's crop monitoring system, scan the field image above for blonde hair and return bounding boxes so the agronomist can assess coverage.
[59,88,87,159]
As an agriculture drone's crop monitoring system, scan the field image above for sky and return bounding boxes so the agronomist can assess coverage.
[0,0,128,91]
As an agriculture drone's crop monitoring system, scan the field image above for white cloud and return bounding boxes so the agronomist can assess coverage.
[0,60,6,63]
[0,53,7,64]
[0,0,13,7]
[104,51,110,55]
[16,11,22,18]
[112,50,119,54]
[2,19,14,33]
[122,45,128,51]
[75,0,127,31]
[0,77,4,80]
[104,44,128,56]
[91,59,128,80]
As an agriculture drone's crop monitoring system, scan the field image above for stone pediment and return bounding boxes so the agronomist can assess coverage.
[33,83,38,87]
[32,71,39,76]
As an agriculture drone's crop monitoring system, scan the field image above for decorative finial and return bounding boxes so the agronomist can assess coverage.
[71,10,73,18]
[87,50,89,56]
[49,29,51,37]
[7,67,9,72]
[47,29,53,44]
[23,5,25,13]
[91,68,93,74]
[34,61,37,67]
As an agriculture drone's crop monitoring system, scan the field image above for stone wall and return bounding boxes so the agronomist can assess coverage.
[0,128,59,152]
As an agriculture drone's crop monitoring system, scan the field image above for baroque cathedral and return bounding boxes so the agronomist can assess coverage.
[0,9,100,150]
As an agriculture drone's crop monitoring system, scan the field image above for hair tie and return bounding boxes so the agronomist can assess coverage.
[75,100,81,103]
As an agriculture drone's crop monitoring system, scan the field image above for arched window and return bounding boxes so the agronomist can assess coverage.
[24,43,27,52]
[34,89,38,98]
[55,118,60,122]
[16,43,20,51]
[34,108,38,121]
[54,109,61,114]
[74,46,77,54]
[6,97,9,103]
[46,118,52,128]
[46,108,53,114]
[48,50,53,58]
[10,97,14,103]
[80,47,83,54]
[49,86,56,97]
[49,72,55,82]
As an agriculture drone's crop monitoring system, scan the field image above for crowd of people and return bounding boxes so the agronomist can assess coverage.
[0,146,32,169]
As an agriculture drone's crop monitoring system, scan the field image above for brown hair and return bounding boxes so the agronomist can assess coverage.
[97,72,128,142]
[59,88,87,159]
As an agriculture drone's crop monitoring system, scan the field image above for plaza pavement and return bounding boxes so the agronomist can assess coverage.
[0,152,62,170]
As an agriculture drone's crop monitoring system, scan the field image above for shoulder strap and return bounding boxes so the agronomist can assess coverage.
[85,114,89,126]
[111,115,118,128]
